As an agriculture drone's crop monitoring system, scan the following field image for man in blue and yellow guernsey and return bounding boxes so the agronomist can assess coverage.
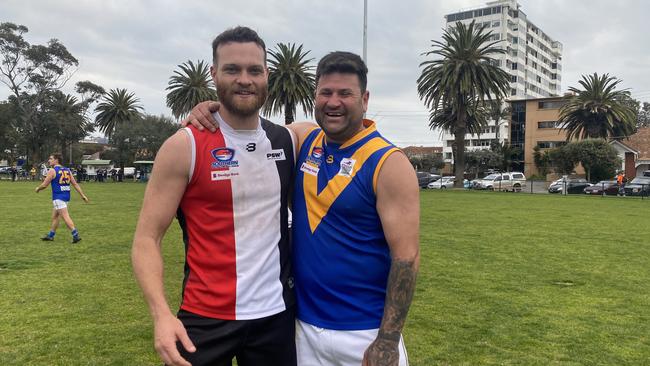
[35,153,89,243]
[291,52,420,366]
[185,51,420,366]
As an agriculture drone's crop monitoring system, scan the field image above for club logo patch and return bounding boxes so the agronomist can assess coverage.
[338,158,356,177]
[311,147,324,159]
[210,148,239,169]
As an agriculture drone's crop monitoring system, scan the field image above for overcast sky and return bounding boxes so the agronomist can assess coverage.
[2,0,649,147]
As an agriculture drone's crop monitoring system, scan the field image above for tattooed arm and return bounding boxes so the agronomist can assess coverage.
[363,152,420,366]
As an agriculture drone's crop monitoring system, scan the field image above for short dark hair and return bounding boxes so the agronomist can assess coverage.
[51,153,62,164]
[211,26,266,65]
[316,51,368,92]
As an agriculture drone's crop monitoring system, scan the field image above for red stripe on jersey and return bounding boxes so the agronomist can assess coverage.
[179,126,237,319]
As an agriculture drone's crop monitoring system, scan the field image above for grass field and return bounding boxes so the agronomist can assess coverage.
[1,181,649,365]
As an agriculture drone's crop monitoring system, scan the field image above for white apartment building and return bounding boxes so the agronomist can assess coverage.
[440,0,563,163]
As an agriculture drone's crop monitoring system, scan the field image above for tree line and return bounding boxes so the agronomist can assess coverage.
[1,21,648,178]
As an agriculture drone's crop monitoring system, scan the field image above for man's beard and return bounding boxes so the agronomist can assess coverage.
[216,85,267,118]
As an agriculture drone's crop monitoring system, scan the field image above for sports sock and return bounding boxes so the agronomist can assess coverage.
[48,231,55,238]
[71,228,79,237]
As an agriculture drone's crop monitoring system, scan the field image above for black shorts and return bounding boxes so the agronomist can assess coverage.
[176,307,296,366]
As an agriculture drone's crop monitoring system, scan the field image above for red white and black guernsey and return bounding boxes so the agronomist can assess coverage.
[177,112,295,321]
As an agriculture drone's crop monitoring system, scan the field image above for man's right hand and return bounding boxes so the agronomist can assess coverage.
[154,313,196,366]
[180,101,220,132]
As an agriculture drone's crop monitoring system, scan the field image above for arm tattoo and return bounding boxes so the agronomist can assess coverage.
[378,258,418,341]
[365,258,418,365]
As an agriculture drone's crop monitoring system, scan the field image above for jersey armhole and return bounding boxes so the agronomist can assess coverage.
[372,147,402,194]
[287,127,298,165]
[182,127,197,184]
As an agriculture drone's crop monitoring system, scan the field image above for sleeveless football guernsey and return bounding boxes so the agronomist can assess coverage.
[51,165,72,201]
[177,113,295,320]
[292,120,401,330]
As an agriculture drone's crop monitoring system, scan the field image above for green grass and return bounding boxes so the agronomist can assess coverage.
[1,182,649,365]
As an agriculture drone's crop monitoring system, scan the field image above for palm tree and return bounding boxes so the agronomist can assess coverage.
[417,20,510,187]
[47,92,91,163]
[558,73,636,141]
[166,60,217,120]
[486,99,511,142]
[264,43,315,124]
[94,88,143,137]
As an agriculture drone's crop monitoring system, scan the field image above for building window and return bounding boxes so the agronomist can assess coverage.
[538,121,559,129]
[511,62,518,70]
[511,88,517,96]
[537,141,566,149]
[511,75,518,83]
[493,21,500,27]
[538,101,565,109]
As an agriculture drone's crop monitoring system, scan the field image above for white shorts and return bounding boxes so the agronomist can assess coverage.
[52,200,68,210]
[296,319,409,366]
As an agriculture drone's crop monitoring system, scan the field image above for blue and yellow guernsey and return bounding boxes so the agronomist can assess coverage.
[50,165,73,201]
[292,119,401,330]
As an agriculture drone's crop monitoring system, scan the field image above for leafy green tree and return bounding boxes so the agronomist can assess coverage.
[465,149,501,178]
[636,101,650,128]
[103,114,177,166]
[166,60,217,120]
[490,142,521,172]
[41,91,92,164]
[94,88,143,138]
[559,73,636,140]
[75,80,105,118]
[0,22,79,164]
[417,20,510,187]
[264,43,315,125]
[548,145,577,176]
[0,101,19,163]
[533,145,552,178]
[409,154,445,173]
[570,139,620,182]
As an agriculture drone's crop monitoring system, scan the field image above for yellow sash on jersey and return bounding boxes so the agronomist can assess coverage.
[302,126,395,233]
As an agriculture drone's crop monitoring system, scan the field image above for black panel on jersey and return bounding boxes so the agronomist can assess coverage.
[260,118,296,309]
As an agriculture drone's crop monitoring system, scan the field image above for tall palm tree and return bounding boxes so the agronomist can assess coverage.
[264,43,315,125]
[166,60,217,120]
[558,73,636,141]
[94,88,143,137]
[417,20,510,187]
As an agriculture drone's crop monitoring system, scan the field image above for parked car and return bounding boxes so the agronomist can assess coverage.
[643,170,650,177]
[623,176,650,196]
[428,176,455,189]
[583,181,619,195]
[548,178,591,194]
[416,172,441,188]
[473,172,526,192]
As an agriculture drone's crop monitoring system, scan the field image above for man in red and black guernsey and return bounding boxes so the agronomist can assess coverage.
[185,52,421,366]
[132,27,296,366]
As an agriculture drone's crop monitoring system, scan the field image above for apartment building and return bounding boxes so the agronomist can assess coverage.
[441,0,563,164]
[509,96,569,176]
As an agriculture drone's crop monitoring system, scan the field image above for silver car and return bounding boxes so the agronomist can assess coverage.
[428,176,455,189]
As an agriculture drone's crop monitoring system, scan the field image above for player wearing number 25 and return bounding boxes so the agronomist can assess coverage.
[35,153,89,243]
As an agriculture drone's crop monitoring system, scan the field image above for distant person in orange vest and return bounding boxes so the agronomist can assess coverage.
[616,172,626,196]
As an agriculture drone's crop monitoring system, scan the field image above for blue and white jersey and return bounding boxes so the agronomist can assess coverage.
[292,120,401,331]
[51,165,72,201]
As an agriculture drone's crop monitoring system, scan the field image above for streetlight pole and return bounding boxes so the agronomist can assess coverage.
[363,0,368,64]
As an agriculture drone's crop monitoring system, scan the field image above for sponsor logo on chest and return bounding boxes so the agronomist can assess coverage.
[266,149,286,161]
